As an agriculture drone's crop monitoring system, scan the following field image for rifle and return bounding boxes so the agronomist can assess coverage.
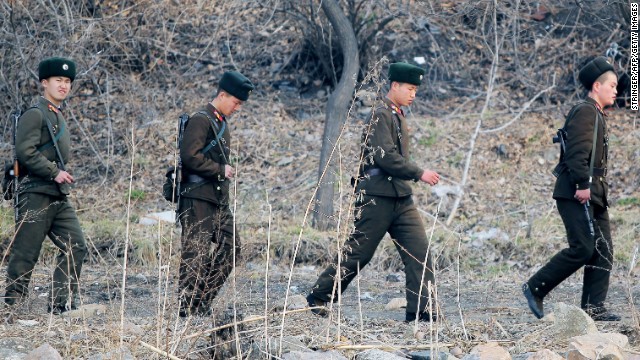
[553,129,595,237]
[11,110,20,223]
[174,113,190,224]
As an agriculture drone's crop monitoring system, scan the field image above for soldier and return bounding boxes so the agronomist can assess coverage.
[306,63,441,322]
[178,71,254,317]
[523,56,620,321]
[4,57,87,314]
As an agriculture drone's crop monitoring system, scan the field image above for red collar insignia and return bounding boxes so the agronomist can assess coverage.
[47,103,59,113]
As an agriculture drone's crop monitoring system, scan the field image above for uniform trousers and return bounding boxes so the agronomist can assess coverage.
[178,197,240,312]
[527,199,613,308]
[310,195,435,314]
[5,192,87,309]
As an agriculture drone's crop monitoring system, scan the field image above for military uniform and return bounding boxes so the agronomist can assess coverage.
[527,97,612,309]
[308,63,437,321]
[5,58,86,313]
[524,56,617,320]
[177,71,253,316]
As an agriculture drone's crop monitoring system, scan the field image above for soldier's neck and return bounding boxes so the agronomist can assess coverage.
[42,95,62,108]
[385,94,402,109]
[587,93,605,110]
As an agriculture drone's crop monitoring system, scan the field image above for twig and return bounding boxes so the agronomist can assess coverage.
[318,343,453,351]
[446,0,502,226]
[138,340,184,360]
[480,74,557,133]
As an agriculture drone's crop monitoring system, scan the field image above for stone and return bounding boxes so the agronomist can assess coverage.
[461,342,511,360]
[0,337,31,360]
[384,298,407,311]
[386,273,402,282]
[16,319,39,326]
[355,349,406,360]
[282,350,348,360]
[525,349,563,360]
[286,295,308,310]
[139,211,175,225]
[410,349,457,360]
[25,344,63,360]
[63,304,108,319]
[545,303,598,340]
[250,336,311,359]
[567,333,628,360]
[450,346,464,358]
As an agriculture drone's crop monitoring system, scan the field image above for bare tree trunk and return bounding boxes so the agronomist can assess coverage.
[312,0,359,230]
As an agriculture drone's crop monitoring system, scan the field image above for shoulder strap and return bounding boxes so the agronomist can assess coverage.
[43,113,66,171]
[28,106,66,152]
[588,113,599,184]
[194,111,228,164]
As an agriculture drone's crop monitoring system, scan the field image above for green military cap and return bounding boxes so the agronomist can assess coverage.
[578,56,615,89]
[219,71,254,101]
[388,62,425,86]
[38,57,76,82]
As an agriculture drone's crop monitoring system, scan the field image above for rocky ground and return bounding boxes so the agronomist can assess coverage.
[0,256,639,359]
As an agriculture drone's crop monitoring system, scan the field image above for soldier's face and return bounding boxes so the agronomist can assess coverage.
[393,82,418,107]
[593,72,618,107]
[218,92,244,116]
[42,77,72,105]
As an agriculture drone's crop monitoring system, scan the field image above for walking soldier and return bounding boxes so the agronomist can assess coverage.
[307,62,441,322]
[4,57,87,314]
[177,71,254,317]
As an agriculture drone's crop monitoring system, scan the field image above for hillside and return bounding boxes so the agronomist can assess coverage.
[0,1,638,359]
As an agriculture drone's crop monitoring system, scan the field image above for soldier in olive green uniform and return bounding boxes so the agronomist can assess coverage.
[178,71,254,317]
[4,58,87,314]
[307,63,441,322]
[523,57,620,321]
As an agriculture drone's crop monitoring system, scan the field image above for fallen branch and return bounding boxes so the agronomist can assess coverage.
[318,343,454,351]
[138,340,183,360]
[178,307,318,342]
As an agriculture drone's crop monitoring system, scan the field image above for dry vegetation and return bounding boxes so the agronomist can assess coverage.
[0,0,638,359]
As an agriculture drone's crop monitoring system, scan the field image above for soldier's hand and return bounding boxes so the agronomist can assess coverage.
[54,170,74,184]
[574,189,591,204]
[420,170,439,186]
[224,165,235,179]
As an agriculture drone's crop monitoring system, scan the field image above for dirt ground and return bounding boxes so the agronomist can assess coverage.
[2,255,639,359]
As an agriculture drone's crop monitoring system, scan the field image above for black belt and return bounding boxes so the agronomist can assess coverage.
[186,174,225,183]
[186,174,206,183]
[363,168,384,177]
[592,167,607,177]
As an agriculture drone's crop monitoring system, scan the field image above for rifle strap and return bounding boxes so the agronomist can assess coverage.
[42,112,66,171]
[195,110,229,165]
[588,113,599,185]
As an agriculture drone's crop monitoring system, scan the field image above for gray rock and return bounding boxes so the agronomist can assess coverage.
[461,342,511,360]
[286,295,309,310]
[513,350,562,360]
[410,350,457,360]
[25,344,62,360]
[545,303,598,340]
[249,336,311,359]
[356,349,406,360]
[0,337,31,360]
[567,333,628,360]
[282,350,348,360]
[386,273,403,282]
[63,304,108,319]
[384,297,407,311]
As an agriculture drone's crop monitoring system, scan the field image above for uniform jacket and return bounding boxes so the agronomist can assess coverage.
[180,103,231,205]
[355,97,423,197]
[553,97,609,207]
[16,97,70,197]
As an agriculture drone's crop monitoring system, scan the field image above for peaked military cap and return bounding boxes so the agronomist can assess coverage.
[38,57,76,82]
[578,56,615,89]
[219,71,254,101]
[388,62,425,86]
